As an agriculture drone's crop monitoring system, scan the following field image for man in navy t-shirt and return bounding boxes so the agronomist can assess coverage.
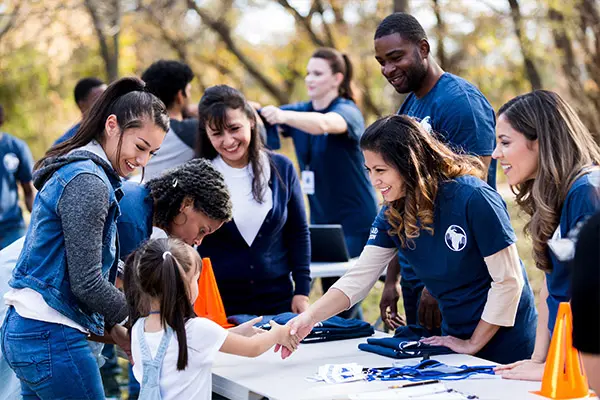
[54,77,106,146]
[0,105,34,249]
[373,13,497,332]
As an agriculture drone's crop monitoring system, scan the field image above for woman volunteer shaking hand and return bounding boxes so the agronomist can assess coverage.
[278,115,537,364]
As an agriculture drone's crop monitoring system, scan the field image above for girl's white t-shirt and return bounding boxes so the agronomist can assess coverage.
[131,317,228,400]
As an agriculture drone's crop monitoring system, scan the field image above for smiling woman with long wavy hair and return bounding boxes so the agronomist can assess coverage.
[493,90,600,381]
[276,114,538,365]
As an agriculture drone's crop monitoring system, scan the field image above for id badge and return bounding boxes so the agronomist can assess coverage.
[301,170,315,195]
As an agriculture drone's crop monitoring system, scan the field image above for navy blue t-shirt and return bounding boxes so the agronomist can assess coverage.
[546,170,600,333]
[397,73,497,303]
[54,122,80,146]
[398,73,497,188]
[116,181,153,260]
[0,133,34,231]
[268,97,378,257]
[367,175,536,363]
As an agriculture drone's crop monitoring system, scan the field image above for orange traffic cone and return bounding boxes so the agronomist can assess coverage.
[193,258,233,328]
[532,302,592,399]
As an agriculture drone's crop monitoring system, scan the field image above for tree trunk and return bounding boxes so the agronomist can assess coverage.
[549,5,600,137]
[83,0,120,82]
[186,0,289,104]
[507,0,542,90]
[394,0,409,13]
[432,0,447,70]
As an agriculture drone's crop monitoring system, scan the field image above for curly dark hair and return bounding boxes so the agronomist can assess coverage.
[145,158,232,230]
[141,60,194,109]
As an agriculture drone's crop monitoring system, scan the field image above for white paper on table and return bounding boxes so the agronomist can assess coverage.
[307,363,365,384]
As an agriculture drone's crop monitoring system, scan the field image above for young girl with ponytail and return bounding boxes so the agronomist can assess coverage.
[124,238,297,400]
[1,77,169,398]
[259,48,378,318]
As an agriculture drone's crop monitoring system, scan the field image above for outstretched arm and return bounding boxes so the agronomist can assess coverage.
[260,106,348,135]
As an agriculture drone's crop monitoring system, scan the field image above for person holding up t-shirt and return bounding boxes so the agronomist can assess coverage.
[374,13,497,332]
[0,105,34,249]
[278,115,536,364]
[260,48,378,318]
[492,91,600,381]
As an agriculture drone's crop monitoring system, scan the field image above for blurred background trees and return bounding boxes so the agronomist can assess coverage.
[0,0,598,158]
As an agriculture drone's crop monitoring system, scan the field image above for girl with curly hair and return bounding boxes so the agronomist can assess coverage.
[281,115,537,364]
[493,90,600,381]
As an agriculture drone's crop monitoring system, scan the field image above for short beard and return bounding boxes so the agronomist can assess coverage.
[405,56,428,94]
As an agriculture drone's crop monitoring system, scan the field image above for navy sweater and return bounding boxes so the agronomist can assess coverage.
[198,152,311,316]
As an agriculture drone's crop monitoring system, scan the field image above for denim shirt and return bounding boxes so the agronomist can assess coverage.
[10,151,122,335]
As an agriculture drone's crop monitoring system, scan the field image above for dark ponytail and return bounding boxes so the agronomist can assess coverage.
[37,77,170,173]
[311,48,355,102]
[123,238,198,371]
[340,54,354,101]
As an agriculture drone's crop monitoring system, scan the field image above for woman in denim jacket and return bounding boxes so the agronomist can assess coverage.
[1,77,169,399]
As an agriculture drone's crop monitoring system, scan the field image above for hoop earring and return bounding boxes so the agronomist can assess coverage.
[172,212,188,226]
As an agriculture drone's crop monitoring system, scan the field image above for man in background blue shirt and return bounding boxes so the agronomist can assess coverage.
[374,13,497,333]
[0,105,34,250]
[54,77,106,146]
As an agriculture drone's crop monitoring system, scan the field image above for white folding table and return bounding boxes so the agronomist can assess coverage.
[211,332,585,400]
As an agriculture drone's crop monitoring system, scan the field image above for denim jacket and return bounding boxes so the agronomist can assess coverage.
[10,150,122,335]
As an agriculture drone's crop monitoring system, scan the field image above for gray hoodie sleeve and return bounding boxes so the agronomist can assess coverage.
[58,173,128,328]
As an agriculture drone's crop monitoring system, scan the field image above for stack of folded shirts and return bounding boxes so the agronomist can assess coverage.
[228,312,375,343]
[358,325,454,359]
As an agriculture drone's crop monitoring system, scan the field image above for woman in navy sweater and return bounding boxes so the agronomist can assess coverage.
[196,85,311,316]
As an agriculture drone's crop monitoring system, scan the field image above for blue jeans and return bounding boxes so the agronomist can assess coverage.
[1,307,104,399]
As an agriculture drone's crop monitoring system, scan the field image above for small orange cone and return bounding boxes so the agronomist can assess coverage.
[193,258,233,328]
[532,302,592,399]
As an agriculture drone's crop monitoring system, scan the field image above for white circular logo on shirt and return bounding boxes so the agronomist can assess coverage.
[3,153,19,173]
[369,227,378,241]
[445,225,467,252]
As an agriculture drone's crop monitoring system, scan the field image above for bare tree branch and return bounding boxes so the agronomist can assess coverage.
[186,0,288,103]
[578,0,600,91]
[276,0,326,47]
[549,4,600,135]
[314,0,336,48]
[141,5,189,60]
[0,0,22,43]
